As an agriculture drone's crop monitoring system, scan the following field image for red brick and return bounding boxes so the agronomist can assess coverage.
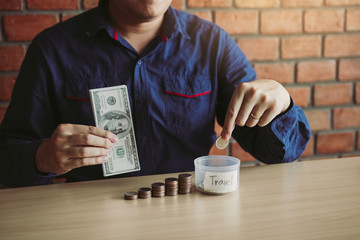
[214,119,222,136]
[62,13,78,22]
[187,0,230,8]
[0,46,25,71]
[0,106,7,124]
[324,34,360,57]
[261,10,302,34]
[282,0,323,7]
[347,9,360,31]
[286,87,311,107]
[304,10,344,33]
[356,83,360,103]
[313,83,352,106]
[235,0,278,8]
[171,0,183,9]
[339,59,360,81]
[215,11,257,34]
[326,0,360,6]
[282,36,321,59]
[83,0,98,9]
[334,107,360,129]
[0,0,21,10]
[27,0,78,10]
[254,63,294,84]
[231,142,256,162]
[297,60,336,83]
[0,75,16,101]
[4,15,58,41]
[316,131,354,154]
[301,135,314,157]
[304,110,331,131]
[237,37,278,61]
[191,11,212,22]
[209,144,227,156]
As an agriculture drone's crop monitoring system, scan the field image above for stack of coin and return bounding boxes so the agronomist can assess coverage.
[165,177,178,196]
[138,187,152,199]
[124,191,138,200]
[151,182,165,197]
[178,173,192,194]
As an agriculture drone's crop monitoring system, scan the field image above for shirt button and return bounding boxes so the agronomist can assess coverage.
[137,60,142,65]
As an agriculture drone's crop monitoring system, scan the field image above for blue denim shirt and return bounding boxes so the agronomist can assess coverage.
[0,2,310,187]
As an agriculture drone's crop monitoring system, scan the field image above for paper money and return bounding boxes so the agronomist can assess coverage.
[89,85,140,176]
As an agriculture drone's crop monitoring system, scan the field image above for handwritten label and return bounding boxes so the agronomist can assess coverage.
[203,171,238,194]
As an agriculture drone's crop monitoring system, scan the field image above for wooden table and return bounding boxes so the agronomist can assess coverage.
[1,157,360,240]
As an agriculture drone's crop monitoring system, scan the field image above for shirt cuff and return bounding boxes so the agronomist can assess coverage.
[21,140,58,186]
[270,97,296,144]
[270,97,311,162]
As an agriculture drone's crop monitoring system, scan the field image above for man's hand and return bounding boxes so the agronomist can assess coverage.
[35,124,118,175]
[221,79,291,140]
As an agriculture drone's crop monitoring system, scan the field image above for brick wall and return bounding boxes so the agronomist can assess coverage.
[0,0,359,165]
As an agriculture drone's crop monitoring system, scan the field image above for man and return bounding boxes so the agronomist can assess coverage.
[0,0,310,187]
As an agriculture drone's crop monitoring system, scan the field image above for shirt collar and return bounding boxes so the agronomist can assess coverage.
[162,7,191,40]
[86,0,190,40]
[85,0,112,37]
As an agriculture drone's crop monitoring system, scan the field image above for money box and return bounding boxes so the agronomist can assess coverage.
[194,156,240,195]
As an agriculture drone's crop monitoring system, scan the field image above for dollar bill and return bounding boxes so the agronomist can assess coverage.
[89,85,140,176]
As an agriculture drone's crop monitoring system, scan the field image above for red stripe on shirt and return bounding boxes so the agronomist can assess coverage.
[114,29,118,40]
[166,91,211,98]
[161,31,168,42]
[66,96,90,102]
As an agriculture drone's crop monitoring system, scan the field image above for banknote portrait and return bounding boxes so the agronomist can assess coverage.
[99,110,131,138]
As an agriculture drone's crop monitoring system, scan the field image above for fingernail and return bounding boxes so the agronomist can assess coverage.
[112,135,118,142]
[221,133,229,141]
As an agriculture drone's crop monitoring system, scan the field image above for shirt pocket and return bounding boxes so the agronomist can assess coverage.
[63,76,106,125]
[164,74,212,135]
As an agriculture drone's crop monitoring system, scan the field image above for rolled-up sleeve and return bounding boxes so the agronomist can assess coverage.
[216,31,311,164]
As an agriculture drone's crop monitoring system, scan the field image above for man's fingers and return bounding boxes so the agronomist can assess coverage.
[83,125,118,142]
[60,124,118,142]
[257,107,281,127]
[68,156,108,169]
[221,89,244,140]
[66,146,109,159]
[235,102,256,127]
[69,134,113,149]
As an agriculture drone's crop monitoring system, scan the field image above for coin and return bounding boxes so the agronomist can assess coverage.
[178,173,192,194]
[215,136,229,149]
[178,173,192,181]
[124,191,138,200]
[179,188,191,194]
[165,178,178,196]
[165,177,178,184]
[151,182,165,197]
[138,187,152,199]
[151,182,165,190]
